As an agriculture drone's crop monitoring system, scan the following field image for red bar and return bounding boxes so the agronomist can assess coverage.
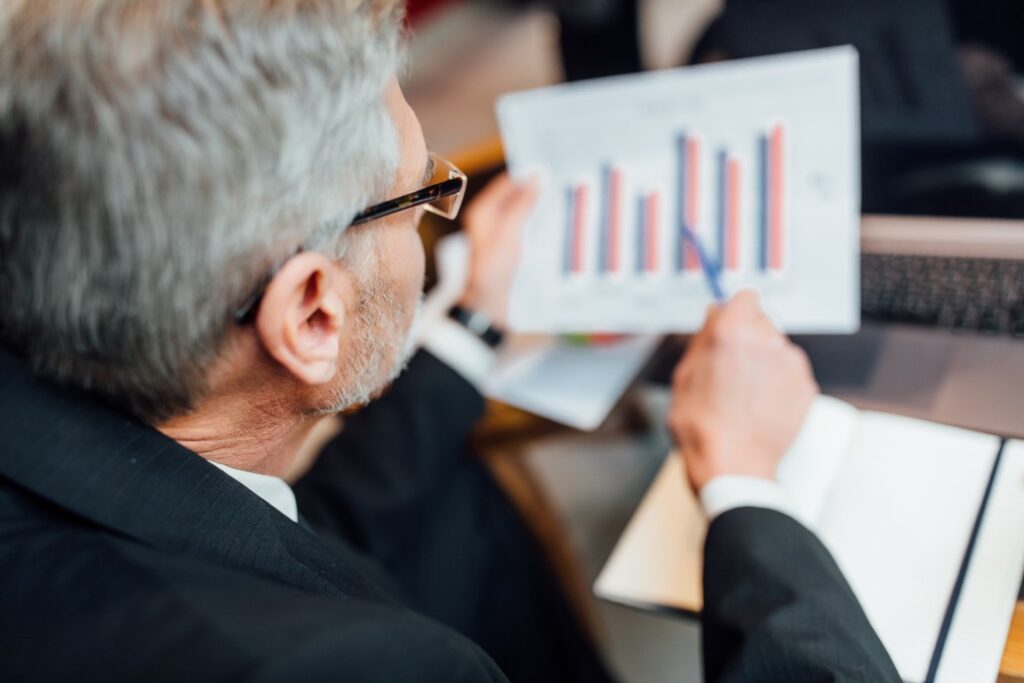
[685,138,701,270]
[572,186,587,273]
[726,159,741,270]
[645,193,659,273]
[770,125,784,270]
[609,169,623,272]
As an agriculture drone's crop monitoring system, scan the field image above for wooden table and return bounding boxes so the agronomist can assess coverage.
[1001,604,1024,681]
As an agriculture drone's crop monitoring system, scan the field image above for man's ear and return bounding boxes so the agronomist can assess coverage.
[255,251,350,385]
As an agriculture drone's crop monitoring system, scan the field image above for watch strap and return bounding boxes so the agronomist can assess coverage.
[447,305,504,348]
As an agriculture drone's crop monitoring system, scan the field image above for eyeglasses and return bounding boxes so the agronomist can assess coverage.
[352,153,467,225]
[233,152,467,324]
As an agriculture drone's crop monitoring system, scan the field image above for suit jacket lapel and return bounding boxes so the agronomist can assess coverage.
[0,348,394,602]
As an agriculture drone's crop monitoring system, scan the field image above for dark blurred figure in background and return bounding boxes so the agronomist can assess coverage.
[688,0,1024,218]
[950,0,1024,147]
[554,0,642,81]
[497,0,642,81]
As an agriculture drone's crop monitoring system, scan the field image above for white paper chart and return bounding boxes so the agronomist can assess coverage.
[497,47,861,333]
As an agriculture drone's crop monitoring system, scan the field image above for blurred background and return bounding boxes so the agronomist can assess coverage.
[406,0,1024,219]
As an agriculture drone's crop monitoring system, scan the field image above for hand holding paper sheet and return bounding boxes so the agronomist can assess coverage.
[498,47,861,333]
[424,235,659,430]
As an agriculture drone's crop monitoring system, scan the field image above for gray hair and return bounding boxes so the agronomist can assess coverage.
[0,0,404,421]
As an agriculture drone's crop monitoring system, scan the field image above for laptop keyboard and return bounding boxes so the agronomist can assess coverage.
[861,253,1024,337]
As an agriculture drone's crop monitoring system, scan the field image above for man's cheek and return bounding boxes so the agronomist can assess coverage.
[403,232,427,297]
[402,297,425,360]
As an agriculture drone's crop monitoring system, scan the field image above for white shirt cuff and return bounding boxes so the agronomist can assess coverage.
[420,317,497,391]
[700,475,794,521]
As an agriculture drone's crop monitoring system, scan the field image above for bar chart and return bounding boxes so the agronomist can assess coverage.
[499,47,860,333]
[561,122,787,280]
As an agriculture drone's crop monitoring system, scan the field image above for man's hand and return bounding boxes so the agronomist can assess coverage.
[458,173,540,329]
[668,291,819,494]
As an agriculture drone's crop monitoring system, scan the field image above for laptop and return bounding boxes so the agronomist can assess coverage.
[796,214,1024,439]
[691,0,1024,438]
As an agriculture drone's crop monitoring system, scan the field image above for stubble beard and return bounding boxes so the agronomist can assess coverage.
[311,239,421,416]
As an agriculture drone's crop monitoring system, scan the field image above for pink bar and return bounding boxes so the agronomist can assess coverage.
[726,159,741,270]
[609,169,623,272]
[572,186,587,273]
[685,138,701,270]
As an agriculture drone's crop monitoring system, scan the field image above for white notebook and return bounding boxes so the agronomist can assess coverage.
[595,396,1024,683]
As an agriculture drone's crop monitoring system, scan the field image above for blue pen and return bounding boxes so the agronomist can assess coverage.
[681,226,727,303]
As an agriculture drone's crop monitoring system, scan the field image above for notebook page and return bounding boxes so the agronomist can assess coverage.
[935,440,1024,683]
[776,395,859,526]
[814,413,1000,683]
[594,395,859,612]
[593,453,705,612]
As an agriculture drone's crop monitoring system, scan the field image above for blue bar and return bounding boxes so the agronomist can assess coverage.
[676,134,688,272]
[636,196,646,274]
[598,166,612,274]
[758,134,769,272]
[716,148,727,269]
[564,186,575,276]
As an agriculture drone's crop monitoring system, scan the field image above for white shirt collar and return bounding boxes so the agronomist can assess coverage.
[211,461,298,523]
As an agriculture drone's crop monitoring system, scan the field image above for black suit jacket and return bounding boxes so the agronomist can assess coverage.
[0,346,899,682]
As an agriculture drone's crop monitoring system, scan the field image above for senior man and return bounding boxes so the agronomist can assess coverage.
[0,1,900,682]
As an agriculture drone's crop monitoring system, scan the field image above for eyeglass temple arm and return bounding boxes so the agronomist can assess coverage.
[350,177,465,226]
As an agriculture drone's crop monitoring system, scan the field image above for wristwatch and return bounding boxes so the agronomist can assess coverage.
[447,305,505,349]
